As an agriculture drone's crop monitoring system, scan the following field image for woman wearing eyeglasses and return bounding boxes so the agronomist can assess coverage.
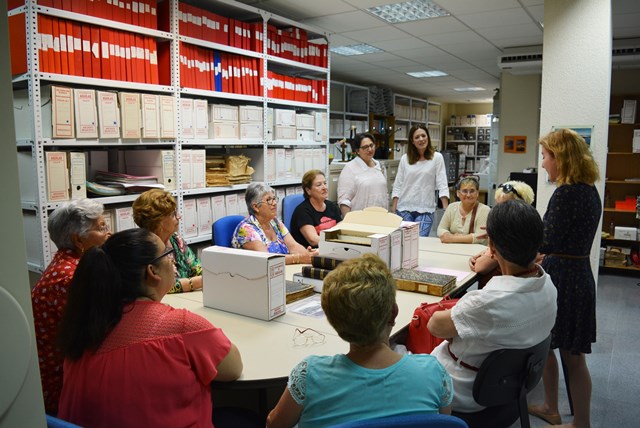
[391,124,450,236]
[267,254,453,428]
[233,182,317,264]
[132,189,203,293]
[337,132,388,215]
[437,176,490,244]
[57,228,243,428]
[469,180,536,288]
[31,199,111,415]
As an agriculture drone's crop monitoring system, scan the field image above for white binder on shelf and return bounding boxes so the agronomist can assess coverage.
[191,149,206,189]
[97,90,120,138]
[275,148,286,181]
[52,85,75,139]
[180,98,195,139]
[211,195,226,222]
[182,199,198,238]
[115,207,136,231]
[119,92,142,139]
[45,151,69,202]
[68,152,87,199]
[159,95,176,138]
[193,99,209,139]
[141,94,160,138]
[225,193,239,216]
[196,197,213,236]
[265,148,276,182]
[180,149,192,190]
[73,88,98,139]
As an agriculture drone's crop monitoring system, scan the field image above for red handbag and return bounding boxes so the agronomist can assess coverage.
[405,297,459,354]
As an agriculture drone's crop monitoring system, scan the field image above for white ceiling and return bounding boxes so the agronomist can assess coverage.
[236,0,640,104]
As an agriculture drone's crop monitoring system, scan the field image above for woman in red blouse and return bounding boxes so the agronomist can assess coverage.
[57,228,243,428]
[31,199,111,415]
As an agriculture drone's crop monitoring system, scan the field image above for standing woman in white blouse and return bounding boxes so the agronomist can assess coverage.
[337,132,389,215]
[391,125,450,236]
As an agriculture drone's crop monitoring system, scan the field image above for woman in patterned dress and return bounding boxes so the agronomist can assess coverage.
[232,182,317,265]
[31,199,111,414]
[528,129,602,428]
[132,189,203,293]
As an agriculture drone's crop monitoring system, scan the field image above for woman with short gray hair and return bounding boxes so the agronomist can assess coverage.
[31,199,111,415]
[232,182,318,265]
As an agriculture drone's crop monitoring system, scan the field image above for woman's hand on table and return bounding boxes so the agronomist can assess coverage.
[298,247,319,264]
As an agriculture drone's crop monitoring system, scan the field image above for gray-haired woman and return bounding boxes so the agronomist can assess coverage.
[231,182,317,264]
[31,199,111,415]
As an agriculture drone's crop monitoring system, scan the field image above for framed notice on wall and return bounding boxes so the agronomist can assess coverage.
[504,135,527,153]
[552,126,593,147]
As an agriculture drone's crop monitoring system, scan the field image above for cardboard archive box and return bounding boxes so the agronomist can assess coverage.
[319,207,402,271]
[201,246,286,321]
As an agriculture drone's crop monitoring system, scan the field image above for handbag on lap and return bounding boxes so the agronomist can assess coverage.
[405,297,459,354]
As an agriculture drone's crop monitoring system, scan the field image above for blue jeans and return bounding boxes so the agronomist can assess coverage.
[396,211,434,237]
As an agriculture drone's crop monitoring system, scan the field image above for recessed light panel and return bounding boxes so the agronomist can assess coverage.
[330,44,383,56]
[454,87,486,92]
[367,0,450,24]
[407,70,448,77]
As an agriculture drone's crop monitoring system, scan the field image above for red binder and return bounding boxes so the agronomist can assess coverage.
[9,13,27,75]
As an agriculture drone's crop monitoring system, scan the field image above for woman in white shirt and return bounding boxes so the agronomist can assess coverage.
[391,125,450,236]
[337,133,388,215]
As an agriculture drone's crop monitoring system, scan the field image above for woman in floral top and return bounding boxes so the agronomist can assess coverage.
[133,189,202,293]
[232,182,317,265]
[31,199,111,414]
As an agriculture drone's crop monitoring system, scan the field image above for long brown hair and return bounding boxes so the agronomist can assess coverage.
[407,125,434,164]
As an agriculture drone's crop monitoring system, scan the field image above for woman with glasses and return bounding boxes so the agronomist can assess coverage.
[57,228,243,428]
[437,176,490,244]
[233,182,317,264]
[267,254,453,427]
[337,132,388,215]
[391,125,450,236]
[469,180,535,287]
[31,199,111,415]
[290,169,342,248]
[528,129,601,428]
[132,189,203,293]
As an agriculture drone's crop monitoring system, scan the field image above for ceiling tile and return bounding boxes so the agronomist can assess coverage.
[436,0,521,15]
[394,16,468,37]
[456,8,536,29]
[304,11,384,33]
[339,26,409,43]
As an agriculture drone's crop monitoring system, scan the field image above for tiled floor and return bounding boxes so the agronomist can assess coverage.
[516,272,640,427]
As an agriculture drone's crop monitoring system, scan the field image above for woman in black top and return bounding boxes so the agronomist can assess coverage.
[290,170,342,248]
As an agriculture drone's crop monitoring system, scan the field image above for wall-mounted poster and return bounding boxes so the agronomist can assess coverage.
[504,135,527,153]
[552,126,593,146]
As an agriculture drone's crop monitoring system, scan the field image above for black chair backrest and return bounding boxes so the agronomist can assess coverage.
[472,335,551,407]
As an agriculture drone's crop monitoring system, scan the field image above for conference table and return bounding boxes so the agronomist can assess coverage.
[162,237,486,416]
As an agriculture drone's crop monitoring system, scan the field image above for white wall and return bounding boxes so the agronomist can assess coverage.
[537,0,611,279]
[0,3,47,427]
[497,73,541,184]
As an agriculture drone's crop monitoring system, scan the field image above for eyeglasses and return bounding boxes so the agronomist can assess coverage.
[292,328,326,347]
[359,143,375,151]
[498,183,523,200]
[93,223,110,233]
[149,247,175,265]
[257,196,279,206]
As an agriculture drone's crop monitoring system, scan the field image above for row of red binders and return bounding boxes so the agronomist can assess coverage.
[266,71,328,105]
[8,0,159,29]
[36,15,160,83]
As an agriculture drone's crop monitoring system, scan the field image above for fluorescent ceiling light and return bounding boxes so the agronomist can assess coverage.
[454,87,486,92]
[407,70,447,77]
[330,44,383,56]
[367,0,450,24]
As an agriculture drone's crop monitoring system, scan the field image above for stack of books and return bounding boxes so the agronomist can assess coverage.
[291,254,346,293]
[392,268,456,297]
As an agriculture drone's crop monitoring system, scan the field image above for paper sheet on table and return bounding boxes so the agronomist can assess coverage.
[288,294,325,318]
[415,266,470,283]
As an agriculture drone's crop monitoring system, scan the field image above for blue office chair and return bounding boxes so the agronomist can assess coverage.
[452,335,552,428]
[331,413,468,427]
[212,215,245,247]
[46,415,81,428]
[282,193,305,230]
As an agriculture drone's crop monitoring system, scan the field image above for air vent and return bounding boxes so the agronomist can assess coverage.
[612,46,640,57]
[499,53,543,64]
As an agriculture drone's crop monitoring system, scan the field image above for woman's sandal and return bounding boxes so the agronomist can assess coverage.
[528,405,562,425]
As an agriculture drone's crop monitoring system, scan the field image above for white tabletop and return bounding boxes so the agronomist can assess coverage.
[419,236,487,257]
[163,247,477,382]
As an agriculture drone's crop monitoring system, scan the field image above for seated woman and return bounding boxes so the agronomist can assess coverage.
[469,180,536,286]
[232,182,317,265]
[290,169,342,248]
[267,254,453,428]
[57,228,243,428]
[428,200,557,413]
[133,189,202,293]
[31,199,111,415]
[437,176,490,244]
